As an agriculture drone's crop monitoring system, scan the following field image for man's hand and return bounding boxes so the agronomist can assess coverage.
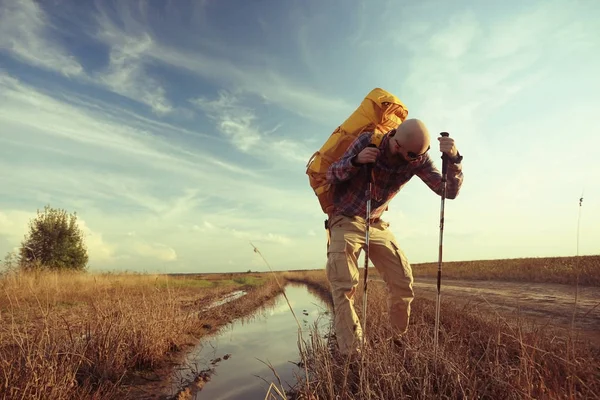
[438,136,459,158]
[354,146,379,165]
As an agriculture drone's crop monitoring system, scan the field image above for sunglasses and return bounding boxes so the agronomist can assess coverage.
[406,145,430,160]
[393,136,430,160]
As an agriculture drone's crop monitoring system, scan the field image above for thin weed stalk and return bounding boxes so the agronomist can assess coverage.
[250,242,310,399]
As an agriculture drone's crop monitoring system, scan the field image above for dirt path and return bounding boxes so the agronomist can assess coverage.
[374,277,600,345]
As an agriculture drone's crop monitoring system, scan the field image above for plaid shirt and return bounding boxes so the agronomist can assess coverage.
[326,131,463,220]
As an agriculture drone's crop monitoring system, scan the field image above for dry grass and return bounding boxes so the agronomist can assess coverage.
[410,255,600,286]
[2,253,598,399]
[0,269,282,399]
[284,269,600,400]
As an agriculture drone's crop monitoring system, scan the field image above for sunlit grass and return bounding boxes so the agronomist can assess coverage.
[411,255,600,286]
[284,267,600,399]
[1,254,598,399]
[0,269,283,399]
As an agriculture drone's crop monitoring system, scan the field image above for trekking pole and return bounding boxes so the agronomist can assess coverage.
[434,132,450,360]
[361,144,377,346]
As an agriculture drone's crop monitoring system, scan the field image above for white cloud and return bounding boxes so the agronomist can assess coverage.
[84,0,352,122]
[389,3,590,151]
[269,139,312,164]
[0,0,175,116]
[191,91,262,152]
[0,69,322,271]
[0,73,255,182]
[77,219,116,265]
[132,242,177,262]
[94,15,173,115]
[191,90,313,164]
[0,210,33,246]
[0,0,83,77]
[190,218,293,246]
[234,231,291,245]
[204,221,215,230]
[149,41,352,125]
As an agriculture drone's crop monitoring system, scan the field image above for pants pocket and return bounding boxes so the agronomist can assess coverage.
[326,240,359,301]
[389,240,414,283]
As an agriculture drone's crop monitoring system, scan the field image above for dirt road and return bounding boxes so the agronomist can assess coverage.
[374,277,600,344]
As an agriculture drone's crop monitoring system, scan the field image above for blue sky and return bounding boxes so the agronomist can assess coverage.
[1,0,599,274]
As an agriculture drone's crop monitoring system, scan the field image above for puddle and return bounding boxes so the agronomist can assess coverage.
[170,284,332,399]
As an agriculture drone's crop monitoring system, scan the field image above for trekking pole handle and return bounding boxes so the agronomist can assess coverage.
[440,132,450,176]
[366,143,377,183]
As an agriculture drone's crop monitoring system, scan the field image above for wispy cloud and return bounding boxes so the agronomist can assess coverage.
[191,90,313,164]
[150,43,353,124]
[0,0,83,77]
[132,242,177,262]
[378,1,597,157]
[482,2,594,59]
[0,73,252,179]
[94,6,173,115]
[0,0,175,116]
[191,91,262,152]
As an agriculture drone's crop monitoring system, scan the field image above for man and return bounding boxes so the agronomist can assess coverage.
[325,118,464,356]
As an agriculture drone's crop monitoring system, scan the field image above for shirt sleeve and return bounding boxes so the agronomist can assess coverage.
[326,132,372,184]
[415,154,464,199]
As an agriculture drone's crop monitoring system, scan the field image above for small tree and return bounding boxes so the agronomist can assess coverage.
[19,205,89,271]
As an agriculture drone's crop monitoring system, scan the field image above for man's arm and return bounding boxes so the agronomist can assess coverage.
[415,154,464,199]
[326,132,373,184]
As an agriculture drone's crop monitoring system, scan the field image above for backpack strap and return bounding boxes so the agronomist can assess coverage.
[370,129,391,148]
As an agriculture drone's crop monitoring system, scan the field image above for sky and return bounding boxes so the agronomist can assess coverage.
[1,0,599,274]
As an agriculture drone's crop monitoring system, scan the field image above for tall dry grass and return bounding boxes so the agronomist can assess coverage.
[411,255,600,286]
[285,270,600,400]
[0,269,282,399]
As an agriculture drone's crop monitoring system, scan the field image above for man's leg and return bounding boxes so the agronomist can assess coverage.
[325,215,364,356]
[368,220,415,336]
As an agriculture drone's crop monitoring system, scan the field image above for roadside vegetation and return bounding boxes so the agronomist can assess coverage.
[410,255,600,286]
[0,269,282,399]
[284,267,600,400]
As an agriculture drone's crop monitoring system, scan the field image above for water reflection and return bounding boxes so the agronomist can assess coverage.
[171,284,332,400]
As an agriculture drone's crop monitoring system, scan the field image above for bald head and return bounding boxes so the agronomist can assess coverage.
[395,118,430,155]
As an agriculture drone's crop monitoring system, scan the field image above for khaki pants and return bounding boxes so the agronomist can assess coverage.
[326,215,414,355]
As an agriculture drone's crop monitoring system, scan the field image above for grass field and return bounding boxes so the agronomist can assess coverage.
[0,270,282,399]
[410,255,600,286]
[1,254,598,399]
[283,267,600,400]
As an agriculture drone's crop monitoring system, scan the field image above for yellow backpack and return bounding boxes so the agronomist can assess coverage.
[305,87,408,217]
